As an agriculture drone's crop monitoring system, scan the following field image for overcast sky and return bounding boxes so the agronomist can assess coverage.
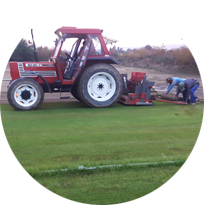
[0,0,204,48]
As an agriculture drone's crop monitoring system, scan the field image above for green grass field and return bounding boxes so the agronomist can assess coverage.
[1,101,203,204]
[0,165,204,205]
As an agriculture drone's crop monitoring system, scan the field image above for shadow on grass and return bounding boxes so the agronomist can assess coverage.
[1,100,200,112]
[40,101,89,110]
[39,101,128,111]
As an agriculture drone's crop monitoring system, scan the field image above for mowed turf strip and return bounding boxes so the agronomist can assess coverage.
[0,165,204,205]
[1,101,203,172]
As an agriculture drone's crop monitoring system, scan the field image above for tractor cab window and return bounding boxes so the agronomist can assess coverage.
[59,38,79,59]
[77,39,87,56]
[89,35,104,56]
[61,38,85,78]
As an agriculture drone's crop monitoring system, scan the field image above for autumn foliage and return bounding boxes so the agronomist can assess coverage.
[112,45,198,71]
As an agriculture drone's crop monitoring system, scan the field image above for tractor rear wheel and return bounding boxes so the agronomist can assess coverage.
[71,83,80,101]
[77,63,123,108]
[7,78,44,111]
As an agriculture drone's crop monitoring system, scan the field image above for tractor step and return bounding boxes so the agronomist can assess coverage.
[60,96,70,99]
[60,90,70,99]
[59,85,71,99]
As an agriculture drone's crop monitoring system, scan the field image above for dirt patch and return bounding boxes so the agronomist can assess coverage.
[1,66,203,104]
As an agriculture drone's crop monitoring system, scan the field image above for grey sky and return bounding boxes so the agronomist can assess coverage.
[0,0,204,47]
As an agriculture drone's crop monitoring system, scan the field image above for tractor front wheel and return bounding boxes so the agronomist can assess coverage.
[77,63,123,108]
[7,78,44,111]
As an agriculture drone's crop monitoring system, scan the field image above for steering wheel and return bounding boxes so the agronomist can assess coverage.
[65,52,73,61]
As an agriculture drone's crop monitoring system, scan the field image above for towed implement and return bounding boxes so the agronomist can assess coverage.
[119,72,154,106]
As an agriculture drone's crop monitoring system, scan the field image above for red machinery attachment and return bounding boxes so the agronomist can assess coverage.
[119,72,155,106]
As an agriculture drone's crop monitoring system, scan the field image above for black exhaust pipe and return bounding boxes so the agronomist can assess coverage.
[31,29,39,62]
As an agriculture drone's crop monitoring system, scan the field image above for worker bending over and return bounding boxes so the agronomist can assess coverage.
[177,79,199,105]
[166,77,186,94]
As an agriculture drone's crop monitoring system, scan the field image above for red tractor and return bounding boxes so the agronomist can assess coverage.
[7,27,123,110]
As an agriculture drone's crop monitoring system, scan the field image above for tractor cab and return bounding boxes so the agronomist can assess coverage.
[50,33,90,81]
[50,27,119,83]
[8,27,123,111]
[50,27,118,83]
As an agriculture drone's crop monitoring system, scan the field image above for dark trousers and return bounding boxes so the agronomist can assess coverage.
[182,82,200,103]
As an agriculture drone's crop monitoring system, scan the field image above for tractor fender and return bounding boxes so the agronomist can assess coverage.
[24,71,52,93]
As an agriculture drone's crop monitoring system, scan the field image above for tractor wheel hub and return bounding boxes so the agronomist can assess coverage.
[21,89,31,101]
[97,83,104,90]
